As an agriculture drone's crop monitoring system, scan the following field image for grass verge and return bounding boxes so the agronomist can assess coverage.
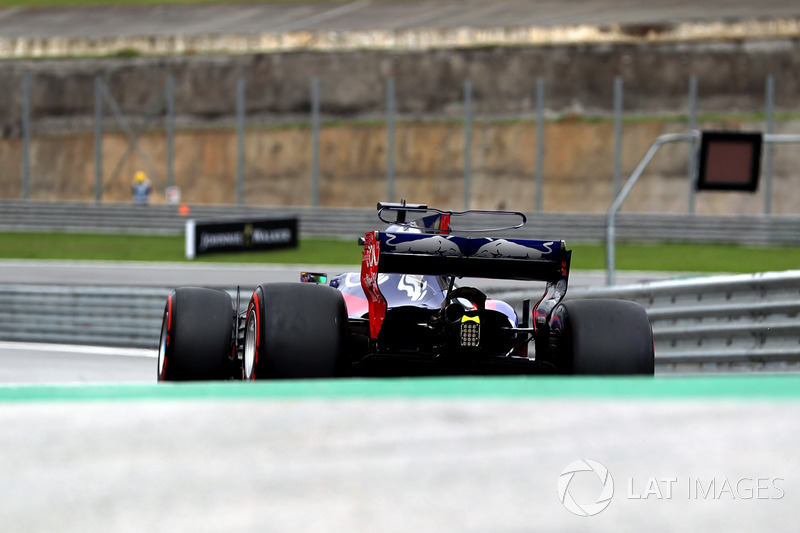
[0,232,360,265]
[1,231,799,273]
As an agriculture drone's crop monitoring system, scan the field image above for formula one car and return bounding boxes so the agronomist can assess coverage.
[157,202,654,381]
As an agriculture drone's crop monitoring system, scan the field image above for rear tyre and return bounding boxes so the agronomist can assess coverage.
[243,283,347,380]
[157,287,234,381]
[548,299,654,375]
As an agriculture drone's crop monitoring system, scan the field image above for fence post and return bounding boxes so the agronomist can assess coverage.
[166,75,175,190]
[94,75,103,204]
[612,76,624,199]
[311,77,320,207]
[463,79,472,210]
[535,76,545,212]
[386,77,395,202]
[687,75,698,214]
[236,76,246,206]
[763,75,775,215]
[21,73,31,201]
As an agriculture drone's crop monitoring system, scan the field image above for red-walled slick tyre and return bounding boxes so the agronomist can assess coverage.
[243,283,347,380]
[157,287,234,381]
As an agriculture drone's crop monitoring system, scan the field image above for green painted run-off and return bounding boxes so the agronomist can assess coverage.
[1,375,799,403]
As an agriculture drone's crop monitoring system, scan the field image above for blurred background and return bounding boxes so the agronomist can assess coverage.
[2,0,800,217]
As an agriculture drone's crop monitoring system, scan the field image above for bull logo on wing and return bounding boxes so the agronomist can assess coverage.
[384,234,463,256]
[473,239,554,259]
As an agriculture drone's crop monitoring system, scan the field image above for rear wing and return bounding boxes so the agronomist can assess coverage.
[360,229,572,339]
[376,232,569,282]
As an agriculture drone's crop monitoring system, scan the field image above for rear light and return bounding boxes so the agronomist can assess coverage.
[460,315,480,347]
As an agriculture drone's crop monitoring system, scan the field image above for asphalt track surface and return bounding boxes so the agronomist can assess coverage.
[0,342,153,383]
[0,0,798,39]
[0,376,799,533]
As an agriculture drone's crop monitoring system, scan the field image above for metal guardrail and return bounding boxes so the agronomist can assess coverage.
[0,201,379,238]
[567,270,800,372]
[0,284,172,348]
[2,200,800,246]
[0,284,249,349]
[1,271,798,372]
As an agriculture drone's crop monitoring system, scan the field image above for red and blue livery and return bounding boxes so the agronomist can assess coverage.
[157,202,654,381]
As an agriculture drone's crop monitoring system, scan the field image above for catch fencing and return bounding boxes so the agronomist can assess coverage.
[1,271,799,372]
[8,71,792,214]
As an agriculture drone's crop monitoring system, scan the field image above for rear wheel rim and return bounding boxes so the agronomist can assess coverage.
[157,310,169,381]
[243,310,257,380]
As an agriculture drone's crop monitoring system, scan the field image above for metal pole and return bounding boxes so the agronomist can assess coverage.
[463,79,472,210]
[687,75,698,214]
[764,133,800,144]
[606,132,699,285]
[236,76,246,206]
[166,75,175,190]
[311,77,320,207]
[612,76,624,199]
[535,76,545,212]
[21,73,31,201]
[386,77,395,202]
[94,75,103,204]
[763,75,775,215]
